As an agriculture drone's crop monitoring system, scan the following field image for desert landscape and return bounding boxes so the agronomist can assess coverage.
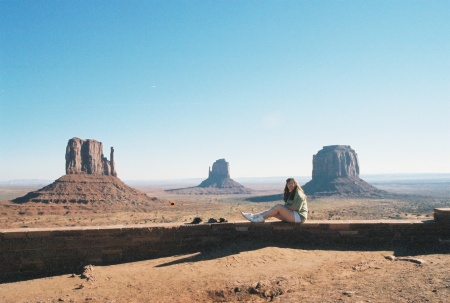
[0,141,449,302]
[0,177,448,229]
[3,1,450,301]
[1,175,449,303]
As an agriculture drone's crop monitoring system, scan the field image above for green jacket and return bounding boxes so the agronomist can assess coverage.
[285,189,308,221]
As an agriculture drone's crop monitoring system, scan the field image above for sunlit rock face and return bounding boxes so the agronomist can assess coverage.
[65,137,117,177]
[13,138,158,205]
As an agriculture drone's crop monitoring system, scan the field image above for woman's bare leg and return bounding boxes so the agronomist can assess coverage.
[257,205,296,223]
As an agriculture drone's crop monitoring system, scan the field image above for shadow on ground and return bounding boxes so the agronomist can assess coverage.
[245,194,282,203]
[155,240,449,268]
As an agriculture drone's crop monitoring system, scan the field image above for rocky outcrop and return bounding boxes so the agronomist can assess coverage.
[208,158,230,179]
[311,145,359,179]
[65,137,117,177]
[199,159,232,187]
[167,159,252,194]
[12,174,157,205]
[302,145,384,197]
[198,159,249,191]
[13,138,157,205]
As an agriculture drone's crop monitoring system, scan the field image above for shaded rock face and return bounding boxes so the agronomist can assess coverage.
[303,145,384,197]
[65,137,117,177]
[312,145,359,179]
[178,159,252,194]
[166,159,251,194]
[200,159,240,188]
[208,158,230,179]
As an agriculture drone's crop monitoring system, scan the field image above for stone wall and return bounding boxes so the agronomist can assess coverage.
[1,210,449,283]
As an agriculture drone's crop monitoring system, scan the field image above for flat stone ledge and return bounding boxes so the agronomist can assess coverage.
[0,219,443,241]
[0,219,436,234]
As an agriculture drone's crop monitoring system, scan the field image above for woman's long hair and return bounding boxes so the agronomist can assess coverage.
[283,177,305,202]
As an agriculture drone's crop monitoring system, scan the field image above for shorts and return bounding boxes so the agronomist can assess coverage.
[293,211,302,223]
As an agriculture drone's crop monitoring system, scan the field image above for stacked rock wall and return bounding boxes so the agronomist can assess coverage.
[1,216,448,282]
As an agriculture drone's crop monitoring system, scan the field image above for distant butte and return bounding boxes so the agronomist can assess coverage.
[166,159,252,194]
[12,138,158,205]
[302,145,385,197]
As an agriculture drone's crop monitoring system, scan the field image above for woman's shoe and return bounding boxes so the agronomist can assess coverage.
[241,211,252,221]
[241,211,265,223]
[250,214,265,223]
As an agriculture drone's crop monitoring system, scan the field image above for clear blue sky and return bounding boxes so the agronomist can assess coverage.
[1,0,449,182]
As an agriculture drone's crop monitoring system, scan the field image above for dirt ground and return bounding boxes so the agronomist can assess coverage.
[1,242,449,303]
[0,181,449,302]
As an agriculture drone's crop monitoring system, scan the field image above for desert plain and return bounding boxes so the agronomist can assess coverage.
[0,176,449,302]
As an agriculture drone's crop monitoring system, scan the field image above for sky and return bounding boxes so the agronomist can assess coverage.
[1,0,449,182]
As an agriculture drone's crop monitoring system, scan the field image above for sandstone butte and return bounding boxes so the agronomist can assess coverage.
[166,158,252,195]
[302,145,385,197]
[13,137,158,205]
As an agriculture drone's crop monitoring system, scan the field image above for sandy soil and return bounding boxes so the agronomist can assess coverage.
[1,242,449,303]
[0,182,449,302]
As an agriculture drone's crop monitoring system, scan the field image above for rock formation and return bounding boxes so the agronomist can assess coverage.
[13,138,158,205]
[198,159,249,191]
[311,145,359,179]
[66,137,117,176]
[199,159,232,187]
[12,174,157,205]
[302,145,384,196]
[167,159,252,194]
